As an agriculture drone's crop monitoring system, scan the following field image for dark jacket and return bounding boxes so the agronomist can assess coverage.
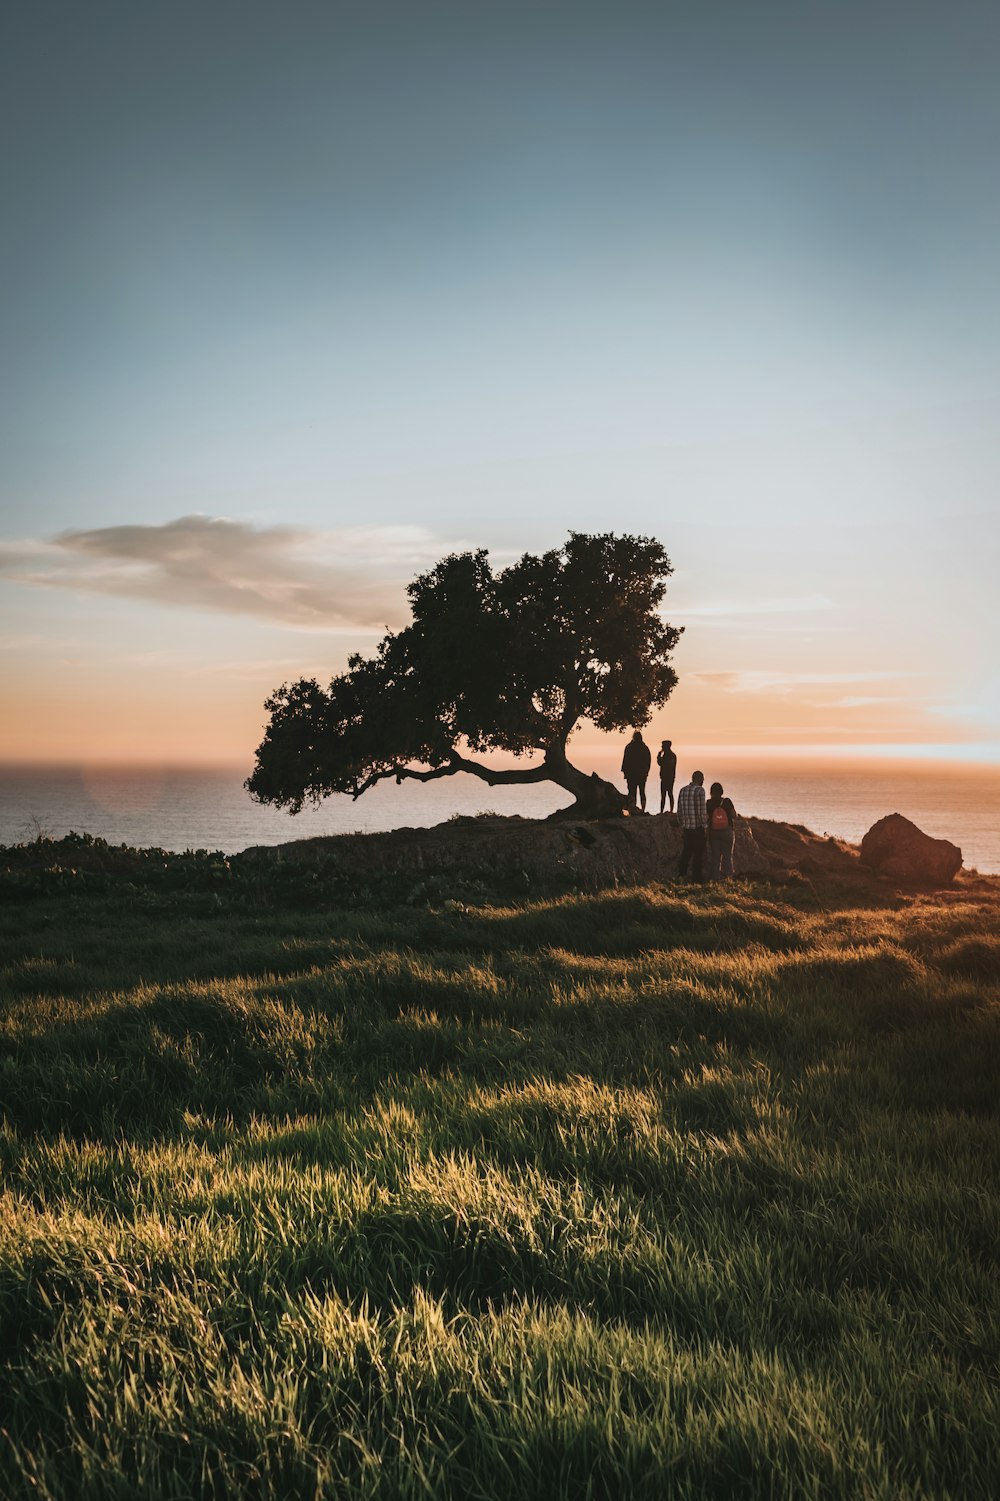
[657,749,677,782]
[622,738,651,780]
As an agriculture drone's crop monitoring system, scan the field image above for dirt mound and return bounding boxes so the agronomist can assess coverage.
[741,818,862,878]
[234,812,845,888]
[3,816,989,905]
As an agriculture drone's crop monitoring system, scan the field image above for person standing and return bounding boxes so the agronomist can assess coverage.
[706,781,737,880]
[621,730,652,811]
[657,739,677,814]
[677,770,707,881]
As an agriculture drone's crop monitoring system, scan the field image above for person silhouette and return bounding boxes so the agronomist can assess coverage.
[657,739,677,814]
[621,730,652,812]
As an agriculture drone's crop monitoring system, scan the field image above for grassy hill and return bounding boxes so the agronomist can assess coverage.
[1,830,999,1498]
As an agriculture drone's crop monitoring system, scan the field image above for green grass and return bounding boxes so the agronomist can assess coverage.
[1,846,999,1498]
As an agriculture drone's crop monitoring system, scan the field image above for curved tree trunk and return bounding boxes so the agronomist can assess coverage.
[358,743,629,818]
[541,746,629,819]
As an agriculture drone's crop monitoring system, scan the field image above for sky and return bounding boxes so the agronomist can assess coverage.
[1,0,998,768]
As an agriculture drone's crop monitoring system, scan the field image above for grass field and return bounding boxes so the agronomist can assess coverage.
[1,840,999,1499]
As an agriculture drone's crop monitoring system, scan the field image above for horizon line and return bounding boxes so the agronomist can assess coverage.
[2,741,1000,773]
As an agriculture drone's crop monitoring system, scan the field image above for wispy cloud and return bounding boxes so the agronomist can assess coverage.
[690,670,921,697]
[820,694,903,709]
[0,631,82,652]
[101,652,336,682]
[0,516,453,631]
[191,657,329,680]
[675,594,835,620]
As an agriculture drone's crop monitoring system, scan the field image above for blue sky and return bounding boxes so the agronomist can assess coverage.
[1,1,998,763]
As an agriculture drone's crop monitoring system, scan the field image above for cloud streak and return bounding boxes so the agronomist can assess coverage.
[0,516,452,631]
[689,670,922,697]
[675,594,835,620]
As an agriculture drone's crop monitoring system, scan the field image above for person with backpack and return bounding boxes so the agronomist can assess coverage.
[657,739,677,814]
[706,781,737,879]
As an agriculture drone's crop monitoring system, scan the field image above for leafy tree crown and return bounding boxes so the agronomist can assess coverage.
[247,532,681,811]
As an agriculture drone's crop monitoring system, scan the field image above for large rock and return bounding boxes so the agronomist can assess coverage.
[859,813,962,886]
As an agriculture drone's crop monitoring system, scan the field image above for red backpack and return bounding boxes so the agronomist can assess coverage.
[710,802,731,830]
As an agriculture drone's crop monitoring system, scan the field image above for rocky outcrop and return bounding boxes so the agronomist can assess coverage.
[859,813,962,887]
[237,812,771,887]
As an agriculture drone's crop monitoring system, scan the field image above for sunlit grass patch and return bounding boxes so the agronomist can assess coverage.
[466,885,807,959]
[1,865,999,1497]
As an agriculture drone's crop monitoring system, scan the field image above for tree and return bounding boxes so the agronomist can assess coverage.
[246,532,681,818]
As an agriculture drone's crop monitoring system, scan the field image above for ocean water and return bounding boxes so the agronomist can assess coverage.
[1,756,998,874]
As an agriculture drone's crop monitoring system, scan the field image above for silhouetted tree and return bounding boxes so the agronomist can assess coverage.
[246,532,681,817]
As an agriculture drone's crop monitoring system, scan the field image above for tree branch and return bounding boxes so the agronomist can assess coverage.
[351,751,553,800]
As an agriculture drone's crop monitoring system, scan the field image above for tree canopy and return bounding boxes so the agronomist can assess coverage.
[246,532,681,815]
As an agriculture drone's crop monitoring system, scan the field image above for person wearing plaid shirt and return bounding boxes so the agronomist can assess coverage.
[677,770,707,882]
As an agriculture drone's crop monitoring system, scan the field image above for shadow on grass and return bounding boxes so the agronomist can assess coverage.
[462,891,806,957]
[0,976,775,1140]
[1,885,812,1002]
